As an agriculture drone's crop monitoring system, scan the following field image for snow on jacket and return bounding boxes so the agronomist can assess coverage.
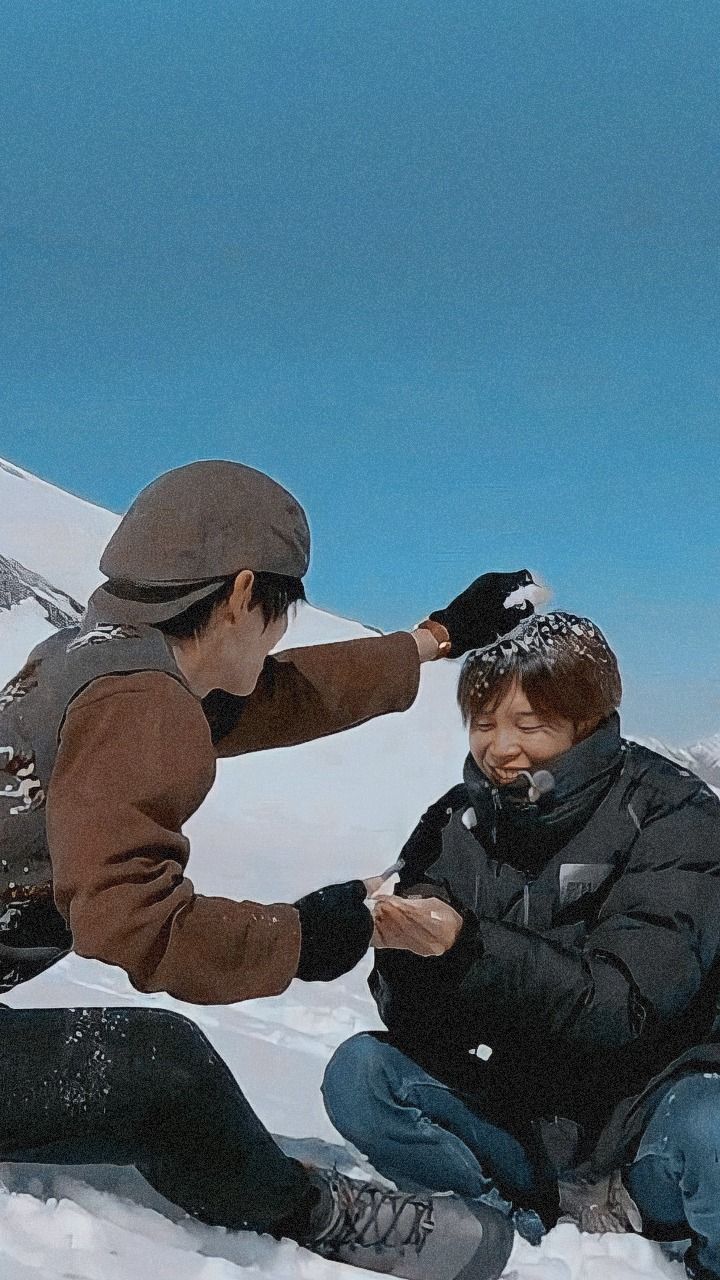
[369,714,720,1175]
[0,619,419,1002]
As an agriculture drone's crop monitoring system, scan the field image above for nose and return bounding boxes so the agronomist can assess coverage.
[489,731,522,764]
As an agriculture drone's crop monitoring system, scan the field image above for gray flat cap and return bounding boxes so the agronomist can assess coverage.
[88,460,310,625]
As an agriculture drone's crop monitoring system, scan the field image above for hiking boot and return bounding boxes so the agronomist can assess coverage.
[302,1166,515,1279]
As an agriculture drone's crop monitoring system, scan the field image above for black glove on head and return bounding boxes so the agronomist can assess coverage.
[430,569,536,658]
[295,880,374,983]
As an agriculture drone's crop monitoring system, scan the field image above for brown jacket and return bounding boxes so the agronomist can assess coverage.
[46,633,419,1005]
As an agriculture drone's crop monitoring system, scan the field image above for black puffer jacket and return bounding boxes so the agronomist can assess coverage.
[369,715,720,1179]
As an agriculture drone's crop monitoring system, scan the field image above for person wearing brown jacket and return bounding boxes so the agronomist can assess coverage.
[0,460,538,1279]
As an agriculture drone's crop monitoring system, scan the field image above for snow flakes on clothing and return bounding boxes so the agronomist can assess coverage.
[0,744,44,814]
[0,660,40,712]
[66,624,142,652]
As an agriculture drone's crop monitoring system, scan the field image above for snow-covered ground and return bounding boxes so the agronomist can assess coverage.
[0,457,705,1279]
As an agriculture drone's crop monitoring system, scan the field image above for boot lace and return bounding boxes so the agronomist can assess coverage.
[318,1170,435,1256]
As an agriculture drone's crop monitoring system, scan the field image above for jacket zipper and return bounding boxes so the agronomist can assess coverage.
[492,785,531,925]
[491,787,500,854]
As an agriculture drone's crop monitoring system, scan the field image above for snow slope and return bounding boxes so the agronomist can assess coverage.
[0,459,116,603]
[0,457,699,1280]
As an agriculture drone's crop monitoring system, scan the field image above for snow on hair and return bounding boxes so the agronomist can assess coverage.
[457,611,622,726]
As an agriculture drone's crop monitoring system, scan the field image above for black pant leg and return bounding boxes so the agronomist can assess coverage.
[0,1006,315,1234]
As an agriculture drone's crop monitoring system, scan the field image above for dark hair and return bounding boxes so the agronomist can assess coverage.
[156,571,306,641]
[457,613,622,730]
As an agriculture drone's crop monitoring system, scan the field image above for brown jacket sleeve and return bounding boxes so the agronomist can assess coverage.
[47,672,301,1004]
[213,630,421,757]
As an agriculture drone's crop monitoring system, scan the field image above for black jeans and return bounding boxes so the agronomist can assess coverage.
[0,1005,315,1234]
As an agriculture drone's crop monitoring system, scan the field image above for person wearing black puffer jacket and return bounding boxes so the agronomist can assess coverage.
[323,611,720,1280]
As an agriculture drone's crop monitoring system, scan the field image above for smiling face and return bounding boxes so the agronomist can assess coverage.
[469,678,582,786]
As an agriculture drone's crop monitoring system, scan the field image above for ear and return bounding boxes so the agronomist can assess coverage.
[227,570,254,620]
[574,716,599,743]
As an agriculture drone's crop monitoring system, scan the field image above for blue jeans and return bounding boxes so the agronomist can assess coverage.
[322,1033,720,1276]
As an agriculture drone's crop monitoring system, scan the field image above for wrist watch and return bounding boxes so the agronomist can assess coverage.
[416,618,452,659]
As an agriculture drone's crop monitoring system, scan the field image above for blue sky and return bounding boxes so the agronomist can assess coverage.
[2,1,718,741]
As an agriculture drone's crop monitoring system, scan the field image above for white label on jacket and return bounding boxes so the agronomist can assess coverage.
[559,863,614,904]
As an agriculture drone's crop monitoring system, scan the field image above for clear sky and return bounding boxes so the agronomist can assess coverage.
[2,1,718,741]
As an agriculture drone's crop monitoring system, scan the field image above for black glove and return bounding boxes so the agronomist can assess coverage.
[294,880,374,982]
[429,569,536,658]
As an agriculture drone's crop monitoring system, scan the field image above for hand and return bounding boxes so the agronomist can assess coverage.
[428,570,539,658]
[362,872,397,898]
[371,895,464,956]
[294,880,374,982]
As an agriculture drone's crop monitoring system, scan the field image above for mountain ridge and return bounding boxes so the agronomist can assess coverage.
[0,553,83,630]
[629,733,720,791]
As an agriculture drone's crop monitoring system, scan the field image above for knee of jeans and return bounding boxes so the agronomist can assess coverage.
[322,1034,398,1142]
[132,1009,216,1082]
[645,1073,720,1161]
